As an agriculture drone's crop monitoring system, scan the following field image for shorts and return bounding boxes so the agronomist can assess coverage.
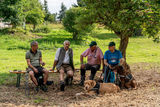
[59,64,73,73]
[27,66,44,75]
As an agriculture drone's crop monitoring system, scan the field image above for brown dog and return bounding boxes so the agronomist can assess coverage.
[114,65,136,89]
[84,80,120,95]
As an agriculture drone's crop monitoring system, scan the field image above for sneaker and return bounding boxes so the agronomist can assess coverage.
[60,82,65,91]
[46,81,54,85]
[40,84,48,92]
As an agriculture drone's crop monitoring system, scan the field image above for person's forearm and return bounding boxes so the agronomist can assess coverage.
[53,60,58,70]
[101,59,104,73]
[80,55,83,64]
[104,60,109,66]
[119,58,124,65]
[39,57,44,65]
[40,61,43,65]
[28,63,36,70]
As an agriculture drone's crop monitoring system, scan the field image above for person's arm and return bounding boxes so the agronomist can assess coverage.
[118,51,124,66]
[99,48,104,72]
[80,55,85,69]
[52,60,58,70]
[40,57,45,66]
[52,48,60,70]
[119,58,124,66]
[80,55,84,64]
[71,49,75,71]
[101,58,104,73]
[104,59,109,66]
[26,59,38,73]
[80,49,89,68]
[104,59,112,69]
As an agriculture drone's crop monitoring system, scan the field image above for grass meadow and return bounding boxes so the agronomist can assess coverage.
[0,24,160,85]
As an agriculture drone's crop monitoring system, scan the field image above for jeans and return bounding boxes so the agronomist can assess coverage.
[103,66,115,83]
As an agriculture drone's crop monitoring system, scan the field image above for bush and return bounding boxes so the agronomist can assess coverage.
[0,27,26,34]
[33,26,51,33]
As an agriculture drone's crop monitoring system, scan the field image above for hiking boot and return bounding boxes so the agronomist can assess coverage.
[46,81,54,86]
[60,81,65,91]
[40,84,48,92]
[35,86,39,92]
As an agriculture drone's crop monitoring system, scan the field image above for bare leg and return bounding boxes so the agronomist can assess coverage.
[29,71,38,86]
[67,70,74,78]
[59,69,65,81]
[42,69,49,84]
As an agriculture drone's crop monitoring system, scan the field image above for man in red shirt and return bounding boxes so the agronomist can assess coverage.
[80,41,104,86]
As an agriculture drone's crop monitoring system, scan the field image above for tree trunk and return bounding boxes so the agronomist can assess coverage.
[119,36,129,60]
[33,24,36,31]
[119,35,131,73]
[73,32,78,40]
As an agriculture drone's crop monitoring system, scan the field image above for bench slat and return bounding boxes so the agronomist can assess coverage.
[9,70,58,73]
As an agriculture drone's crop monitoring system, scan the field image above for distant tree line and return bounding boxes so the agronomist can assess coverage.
[0,0,57,30]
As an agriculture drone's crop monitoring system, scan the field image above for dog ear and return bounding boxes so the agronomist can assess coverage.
[91,80,96,87]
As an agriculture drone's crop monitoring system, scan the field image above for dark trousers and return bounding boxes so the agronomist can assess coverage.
[80,64,100,80]
[103,65,117,83]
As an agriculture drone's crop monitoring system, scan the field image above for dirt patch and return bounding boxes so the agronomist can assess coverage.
[0,63,160,107]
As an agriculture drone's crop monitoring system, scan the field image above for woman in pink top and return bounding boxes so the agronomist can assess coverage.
[79,41,104,86]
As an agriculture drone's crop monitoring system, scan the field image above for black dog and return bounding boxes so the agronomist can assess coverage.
[114,65,136,89]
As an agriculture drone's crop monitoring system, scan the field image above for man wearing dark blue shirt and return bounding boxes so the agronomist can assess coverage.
[103,42,123,83]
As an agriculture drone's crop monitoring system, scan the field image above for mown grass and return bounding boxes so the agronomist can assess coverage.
[0,24,160,85]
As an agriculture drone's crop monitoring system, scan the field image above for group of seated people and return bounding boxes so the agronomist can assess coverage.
[25,40,123,92]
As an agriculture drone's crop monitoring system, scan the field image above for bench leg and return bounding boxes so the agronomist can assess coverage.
[25,72,29,96]
[16,74,21,87]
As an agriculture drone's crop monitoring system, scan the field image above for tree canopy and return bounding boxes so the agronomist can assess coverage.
[0,0,45,28]
[75,0,160,59]
[0,0,23,27]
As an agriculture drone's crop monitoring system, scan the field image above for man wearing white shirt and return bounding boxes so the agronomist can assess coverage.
[52,40,75,91]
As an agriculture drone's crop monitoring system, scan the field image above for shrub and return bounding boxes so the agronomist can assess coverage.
[33,26,51,33]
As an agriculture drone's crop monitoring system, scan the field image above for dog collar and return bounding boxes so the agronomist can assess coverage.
[90,82,100,94]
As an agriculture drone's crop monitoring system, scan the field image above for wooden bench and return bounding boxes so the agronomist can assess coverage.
[9,70,58,87]
[9,68,100,87]
[9,68,102,96]
[9,69,58,96]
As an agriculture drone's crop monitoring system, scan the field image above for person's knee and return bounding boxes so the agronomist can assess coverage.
[43,69,49,75]
[67,71,74,77]
[59,69,65,74]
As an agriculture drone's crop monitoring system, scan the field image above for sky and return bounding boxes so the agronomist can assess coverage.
[40,0,77,14]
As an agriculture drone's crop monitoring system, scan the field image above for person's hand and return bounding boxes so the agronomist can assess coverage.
[102,67,105,72]
[100,73,104,80]
[41,62,45,66]
[50,67,55,71]
[108,64,112,69]
[81,64,85,69]
[33,68,38,73]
